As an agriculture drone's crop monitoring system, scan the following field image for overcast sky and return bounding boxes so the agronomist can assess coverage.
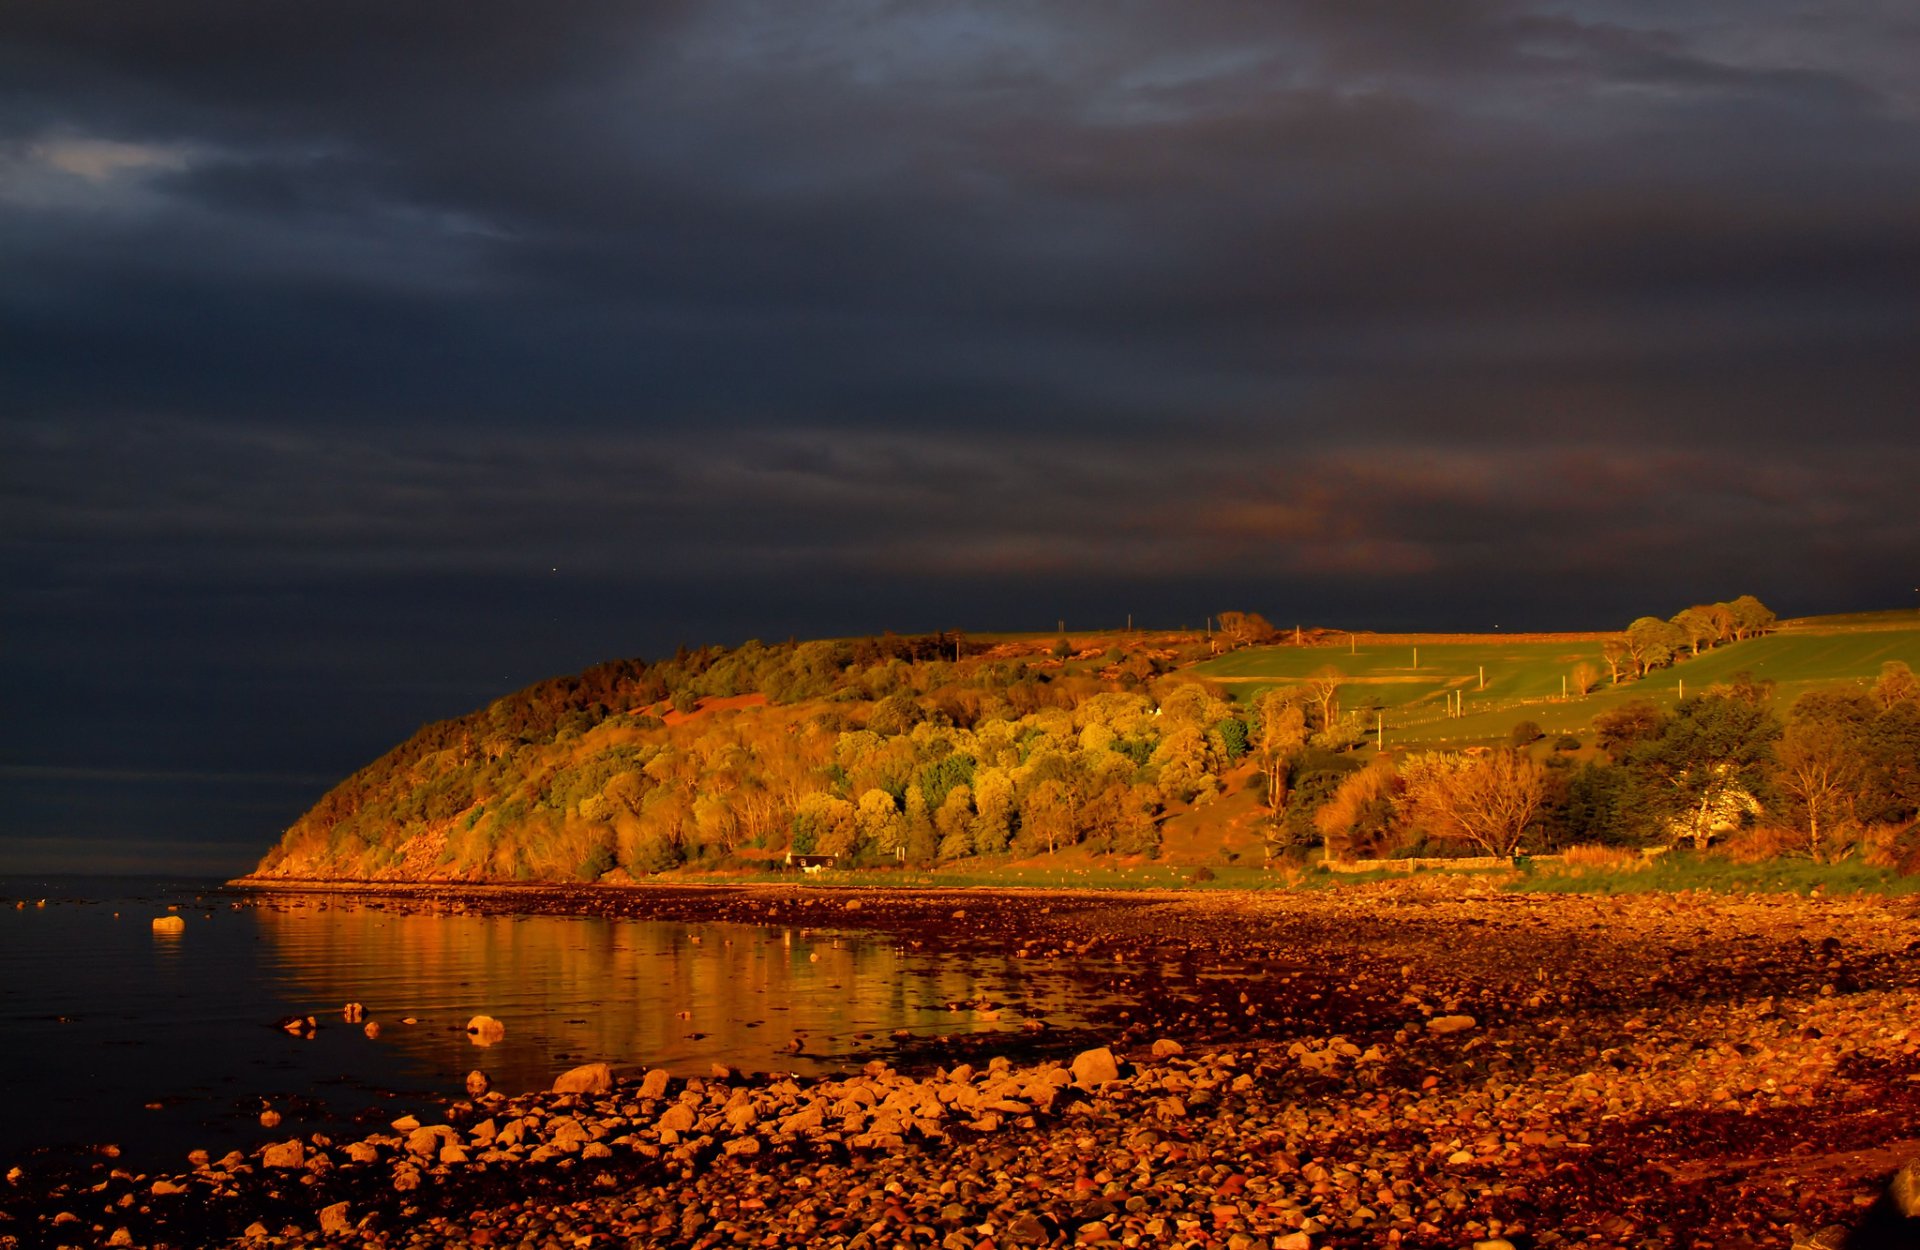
[4,1,1917,874]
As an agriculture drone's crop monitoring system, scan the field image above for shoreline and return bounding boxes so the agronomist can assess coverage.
[7,879,1919,1248]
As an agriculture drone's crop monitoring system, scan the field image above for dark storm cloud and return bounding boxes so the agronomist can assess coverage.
[3,1,1917,869]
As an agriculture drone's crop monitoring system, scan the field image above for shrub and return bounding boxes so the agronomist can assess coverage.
[1554,734,1582,751]
[1559,844,1647,873]
[1186,864,1217,883]
[1510,720,1544,746]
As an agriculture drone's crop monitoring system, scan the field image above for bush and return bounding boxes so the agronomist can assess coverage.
[1559,844,1648,873]
[1186,864,1217,883]
[1554,734,1582,751]
[1510,720,1544,746]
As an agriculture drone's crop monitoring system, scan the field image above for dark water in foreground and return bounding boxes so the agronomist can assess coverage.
[0,876,1120,1170]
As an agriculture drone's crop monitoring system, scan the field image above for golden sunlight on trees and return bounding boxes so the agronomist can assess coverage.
[1253,689,1308,810]
[1399,750,1546,857]
[1601,638,1630,686]
[1303,667,1342,732]
[1313,760,1399,861]
[1215,611,1276,647]
[1774,718,1860,863]
[1569,661,1600,697]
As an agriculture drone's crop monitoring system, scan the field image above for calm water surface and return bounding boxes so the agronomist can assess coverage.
[0,876,1124,1168]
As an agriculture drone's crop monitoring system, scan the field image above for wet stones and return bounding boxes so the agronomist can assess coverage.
[466,1015,505,1044]
[466,1069,491,1098]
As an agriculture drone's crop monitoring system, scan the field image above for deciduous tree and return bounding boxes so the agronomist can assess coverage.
[1303,666,1342,730]
[1400,750,1547,857]
[1252,689,1308,810]
[1774,718,1861,863]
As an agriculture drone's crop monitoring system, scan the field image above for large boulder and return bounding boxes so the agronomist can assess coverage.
[260,1139,304,1169]
[1070,1047,1121,1088]
[551,1062,612,1096]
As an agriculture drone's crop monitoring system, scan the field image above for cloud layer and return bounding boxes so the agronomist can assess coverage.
[3,1,1917,868]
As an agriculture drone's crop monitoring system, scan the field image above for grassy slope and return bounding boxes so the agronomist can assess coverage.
[1192,618,1920,747]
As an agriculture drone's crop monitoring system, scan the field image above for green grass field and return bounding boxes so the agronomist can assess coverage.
[1192,619,1920,747]
[1508,853,1920,898]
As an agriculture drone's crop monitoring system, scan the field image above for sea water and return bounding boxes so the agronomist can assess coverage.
[0,876,1111,1169]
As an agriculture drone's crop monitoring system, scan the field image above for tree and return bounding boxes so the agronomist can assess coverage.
[1252,690,1308,810]
[1149,725,1213,803]
[1625,616,1683,678]
[1303,667,1342,730]
[1569,661,1600,697]
[1313,760,1400,860]
[1400,750,1547,857]
[1627,692,1779,851]
[1309,710,1371,753]
[793,792,858,856]
[1216,611,1276,647]
[1593,700,1665,759]
[934,784,974,861]
[1774,718,1861,863]
[1727,595,1776,640]
[1703,602,1737,644]
[970,768,1015,855]
[856,788,905,857]
[1111,783,1162,856]
[1872,661,1920,711]
[1600,638,1631,686]
[902,784,937,863]
[1670,607,1716,657]
[1020,778,1075,855]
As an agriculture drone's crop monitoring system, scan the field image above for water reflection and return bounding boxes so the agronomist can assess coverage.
[249,900,1106,1098]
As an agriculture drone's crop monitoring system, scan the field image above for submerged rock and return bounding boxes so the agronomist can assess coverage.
[466,1015,505,1045]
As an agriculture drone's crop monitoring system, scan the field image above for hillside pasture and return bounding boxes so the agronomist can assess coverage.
[1192,623,1920,748]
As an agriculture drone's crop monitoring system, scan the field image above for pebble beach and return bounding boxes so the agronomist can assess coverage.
[6,877,1919,1250]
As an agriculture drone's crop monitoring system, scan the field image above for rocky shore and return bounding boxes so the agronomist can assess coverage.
[7,877,1920,1249]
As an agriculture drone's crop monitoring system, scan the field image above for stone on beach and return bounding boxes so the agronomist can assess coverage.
[1071,1046,1121,1088]
[551,1062,612,1095]
[1425,1014,1478,1035]
[151,915,186,933]
[260,1139,304,1169]
[465,1069,490,1097]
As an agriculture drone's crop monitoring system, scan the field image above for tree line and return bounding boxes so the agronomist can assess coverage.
[1298,662,1920,867]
